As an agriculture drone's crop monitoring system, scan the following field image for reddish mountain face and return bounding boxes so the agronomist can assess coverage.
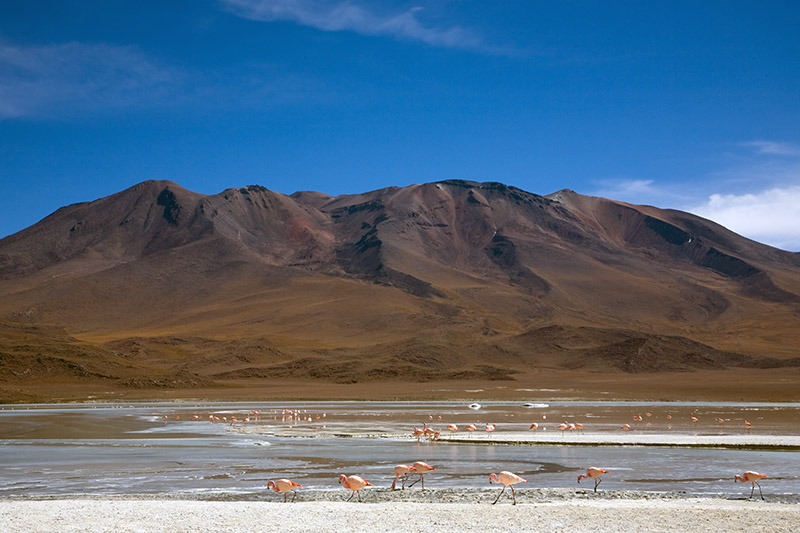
[1,180,798,399]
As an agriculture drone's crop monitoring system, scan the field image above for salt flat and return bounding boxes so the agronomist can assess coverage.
[2,495,798,533]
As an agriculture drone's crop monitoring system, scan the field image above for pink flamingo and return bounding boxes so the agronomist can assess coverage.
[392,464,413,490]
[267,479,302,502]
[338,474,373,502]
[447,424,458,432]
[578,467,609,492]
[485,423,496,433]
[529,423,539,430]
[423,426,440,441]
[466,424,477,432]
[489,471,528,505]
[620,423,631,431]
[735,471,768,500]
[407,461,436,489]
[411,426,425,441]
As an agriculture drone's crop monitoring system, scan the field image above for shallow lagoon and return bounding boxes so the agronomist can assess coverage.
[1,401,798,501]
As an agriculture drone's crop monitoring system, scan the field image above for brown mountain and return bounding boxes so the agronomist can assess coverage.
[1,179,799,402]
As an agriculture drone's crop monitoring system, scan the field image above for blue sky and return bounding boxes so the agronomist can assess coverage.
[1,1,799,250]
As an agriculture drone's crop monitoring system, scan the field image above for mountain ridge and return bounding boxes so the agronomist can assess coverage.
[1,179,799,401]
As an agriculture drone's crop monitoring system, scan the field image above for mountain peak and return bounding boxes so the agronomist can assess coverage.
[1,179,799,399]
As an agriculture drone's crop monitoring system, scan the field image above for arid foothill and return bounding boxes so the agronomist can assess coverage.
[1,180,799,402]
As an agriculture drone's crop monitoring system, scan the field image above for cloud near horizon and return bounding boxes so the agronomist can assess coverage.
[0,42,175,119]
[221,0,485,51]
[688,186,800,252]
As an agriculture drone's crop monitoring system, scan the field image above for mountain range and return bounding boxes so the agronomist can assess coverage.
[1,179,798,401]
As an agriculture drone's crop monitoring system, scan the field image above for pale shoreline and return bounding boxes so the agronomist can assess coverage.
[232,425,800,450]
[2,492,798,533]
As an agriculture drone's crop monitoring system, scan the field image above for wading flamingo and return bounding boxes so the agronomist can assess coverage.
[578,467,609,492]
[407,461,436,489]
[447,424,458,432]
[392,464,413,490]
[267,479,302,502]
[529,423,538,430]
[466,424,477,432]
[338,474,373,502]
[735,471,768,500]
[489,471,528,505]
[423,426,440,441]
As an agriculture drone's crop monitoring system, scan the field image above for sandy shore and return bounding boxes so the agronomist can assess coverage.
[2,492,798,533]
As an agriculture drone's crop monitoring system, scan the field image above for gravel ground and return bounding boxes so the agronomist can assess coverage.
[2,490,798,532]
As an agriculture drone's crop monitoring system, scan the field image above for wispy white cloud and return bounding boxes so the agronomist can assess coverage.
[688,186,800,251]
[739,140,800,156]
[221,0,484,51]
[590,178,691,206]
[0,42,175,119]
[0,41,329,119]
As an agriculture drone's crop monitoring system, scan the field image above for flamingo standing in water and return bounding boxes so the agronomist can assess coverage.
[338,474,373,502]
[392,464,413,490]
[267,479,302,502]
[447,424,458,432]
[489,471,528,505]
[735,471,768,500]
[578,467,609,492]
[407,461,436,489]
[529,423,539,430]
[466,424,477,432]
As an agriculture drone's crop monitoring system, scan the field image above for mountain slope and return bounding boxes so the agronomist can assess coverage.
[1,179,798,400]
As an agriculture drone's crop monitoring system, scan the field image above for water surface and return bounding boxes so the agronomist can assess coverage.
[1,401,798,501]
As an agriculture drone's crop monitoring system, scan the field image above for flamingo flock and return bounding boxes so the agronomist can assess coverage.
[155,406,775,503]
[266,463,769,503]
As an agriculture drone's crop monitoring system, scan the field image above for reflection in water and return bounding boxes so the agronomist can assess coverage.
[0,401,798,501]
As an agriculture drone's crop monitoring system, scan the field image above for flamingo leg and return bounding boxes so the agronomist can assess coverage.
[756,481,764,501]
[421,474,425,490]
[750,483,755,499]
[492,485,506,505]
[292,491,297,503]
[511,485,517,505]
[402,474,408,489]
[594,477,601,492]
[283,492,288,503]
[357,490,362,502]
[347,491,355,502]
